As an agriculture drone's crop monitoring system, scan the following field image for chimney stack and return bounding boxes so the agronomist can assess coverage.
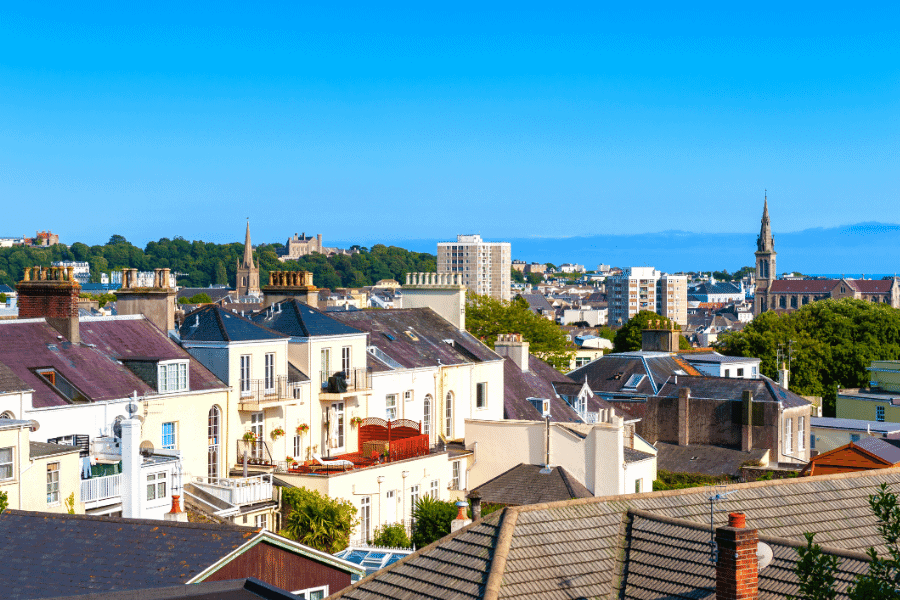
[450,500,472,532]
[742,391,753,452]
[777,362,790,390]
[493,334,530,372]
[678,387,690,446]
[121,417,141,519]
[164,494,188,522]
[17,266,81,343]
[716,512,758,600]
[467,490,482,521]
[115,268,177,333]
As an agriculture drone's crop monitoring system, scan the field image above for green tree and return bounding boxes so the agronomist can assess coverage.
[0,490,6,513]
[0,293,6,303]
[411,496,458,548]
[718,299,900,415]
[465,293,573,371]
[612,311,685,353]
[281,487,358,553]
[214,260,228,286]
[372,522,412,548]
[510,268,525,284]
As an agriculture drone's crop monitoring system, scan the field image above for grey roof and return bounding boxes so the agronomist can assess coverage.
[180,305,288,343]
[655,442,769,476]
[0,510,259,599]
[471,463,593,506]
[690,281,743,296]
[656,375,811,409]
[502,357,581,422]
[811,417,900,433]
[29,441,81,459]
[331,467,900,600]
[838,388,900,404]
[853,437,900,464]
[252,299,362,338]
[568,352,702,397]
[681,352,759,364]
[0,284,14,294]
[331,308,502,369]
[44,578,299,600]
[624,446,656,463]
[514,293,554,314]
[176,287,235,303]
[0,361,31,394]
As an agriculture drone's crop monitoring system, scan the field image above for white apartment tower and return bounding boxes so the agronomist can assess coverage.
[437,235,512,301]
[607,267,687,328]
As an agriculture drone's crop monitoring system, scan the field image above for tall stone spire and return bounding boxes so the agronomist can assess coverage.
[242,220,255,269]
[757,194,774,253]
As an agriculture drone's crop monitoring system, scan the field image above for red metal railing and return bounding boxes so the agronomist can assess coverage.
[387,434,430,461]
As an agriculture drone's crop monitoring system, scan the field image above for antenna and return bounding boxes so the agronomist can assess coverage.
[706,483,737,563]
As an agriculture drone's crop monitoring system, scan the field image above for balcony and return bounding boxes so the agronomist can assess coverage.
[80,473,122,509]
[191,474,274,507]
[319,368,372,400]
[238,375,304,411]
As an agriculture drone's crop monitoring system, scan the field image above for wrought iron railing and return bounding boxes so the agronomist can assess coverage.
[236,439,274,465]
[239,376,303,404]
[319,368,372,393]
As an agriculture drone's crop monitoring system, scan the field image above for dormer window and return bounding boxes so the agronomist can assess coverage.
[158,360,189,393]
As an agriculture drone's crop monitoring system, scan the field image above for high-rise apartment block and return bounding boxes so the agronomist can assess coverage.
[607,267,687,328]
[437,235,511,301]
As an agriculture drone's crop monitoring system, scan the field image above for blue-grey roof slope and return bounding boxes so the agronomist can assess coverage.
[811,417,900,433]
[853,437,900,464]
[252,300,362,338]
[568,351,702,397]
[656,375,810,408]
[180,305,288,343]
[502,356,581,422]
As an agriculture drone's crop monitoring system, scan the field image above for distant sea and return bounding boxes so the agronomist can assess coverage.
[334,222,900,275]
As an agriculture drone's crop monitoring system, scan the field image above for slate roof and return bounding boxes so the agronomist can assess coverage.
[681,352,758,365]
[0,317,226,408]
[690,282,743,296]
[180,305,288,343]
[810,417,900,433]
[471,463,593,506]
[655,375,810,409]
[331,468,900,600]
[568,352,702,397]
[853,437,900,464]
[331,308,502,369]
[502,356,581,422]
[655,442,769,476]
[0,361,31,394]
[252,299,362,338]
[176,287,235,303]
[0,284,14,294]
[29,441,80,459]
[45,577,299,600]
[624,446,656,463]
[0,510,259,599]
[514,294,554,314]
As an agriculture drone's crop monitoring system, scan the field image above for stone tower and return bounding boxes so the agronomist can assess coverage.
[236,220,260,297]
[753,195,776,315]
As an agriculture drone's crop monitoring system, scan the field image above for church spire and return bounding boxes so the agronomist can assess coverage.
[242,219,255,269]
[757,192,774,253]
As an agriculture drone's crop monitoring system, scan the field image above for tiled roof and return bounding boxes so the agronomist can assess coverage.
[332,308,501,369]
[0,284,14,294]
[568,352,702,397]
[0,510,259,599]
[656,375,810,409]
[471,463,593,506]
[253,299,363,338]
[0,361,31,394]
[331,468,900,600]
[180,305,288,342]
[655,442,768,476]
[853,437,900,464]
[502,357,581,422]
[0,318,225,408]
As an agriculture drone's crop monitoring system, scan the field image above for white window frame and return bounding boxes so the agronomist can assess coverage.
[341,346,351,373]
[784,417,793,455]
[264,352,275,392]
[360,496,370,542]
[798,416,806,452]
[46,462,60,505]
[423,395,432,438]
[476,382,487,409]
[292,585,329,600]
[450,461,460,490]
[385,394,398,421]
[147,471,167,501]
[162,422,176,450]
[0,447,13,481]
[255,513,268,530]
[404,390,413,403]
[430,479,439,499]
[158,360,189,393]
[445,392,453,438]
[240,355,251,396]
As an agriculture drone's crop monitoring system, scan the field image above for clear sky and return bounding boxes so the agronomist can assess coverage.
[1,2,898,248]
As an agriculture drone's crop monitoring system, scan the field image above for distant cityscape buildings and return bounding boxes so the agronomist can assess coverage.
[607,267,688,327]
[0,231,60,248]
[437,234,512,301]
[278,231,357,261]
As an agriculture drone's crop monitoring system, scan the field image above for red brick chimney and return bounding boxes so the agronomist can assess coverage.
[17,266,81,343]
[716,512,758,600]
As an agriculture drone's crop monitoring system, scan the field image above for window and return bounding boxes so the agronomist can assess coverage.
[147,472,167,501]
[445,392,453,438]
[162,422,176,449]
[724,369,730,378]
[360,497,370,542]
[46,462,60,504]
[0,447,12,480]
[450,461,460,490]
[476,382,487,409]
[404,390,413,403]
[342,346,351,373]
[385,394,398,420]
[798,416,805,452]
[575,356,591,368]
[255,513,268,529]
[320,348,331,388]
[293,587,329,600]
[752,366,757,377]
[158,361,188,393]
[635,478,642,494]
[430,479,439,499]
[784,418,792,455]
[240,355,251,396]
[737,368,744,377]
[208,406,220,479]
[293,435,302,458]
[264,353,275,391]
[423,395,432,438]
[877,406,886,422]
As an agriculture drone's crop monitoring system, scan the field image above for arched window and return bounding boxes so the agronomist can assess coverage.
[423,395,432,439]
[779,296,786,309]
[0,411,13,419]
[445,392,453,438]
[208,406,221,479]
[790,295,797,309]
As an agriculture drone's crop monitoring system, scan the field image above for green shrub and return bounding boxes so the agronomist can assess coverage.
[281,487,358,553]
[411,496,458,548]
[372,522,412,548]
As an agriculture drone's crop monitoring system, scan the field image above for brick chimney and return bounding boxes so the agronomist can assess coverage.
[716,512,758,600]
[17,266,81,343]
[641,325,680,352]
[678,387,690,446]
[741,391,753,452]
[494,334,530,372]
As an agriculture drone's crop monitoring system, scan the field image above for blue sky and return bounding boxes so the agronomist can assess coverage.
[1,3,898,250]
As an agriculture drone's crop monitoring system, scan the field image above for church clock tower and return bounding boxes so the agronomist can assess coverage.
[753,195,776,315]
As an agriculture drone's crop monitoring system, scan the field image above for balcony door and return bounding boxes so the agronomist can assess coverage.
[320,348,331,389]
[208,406,220,479]
[251,412,264,459]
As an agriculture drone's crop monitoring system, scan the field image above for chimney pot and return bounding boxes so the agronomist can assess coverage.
[728,512,746,528]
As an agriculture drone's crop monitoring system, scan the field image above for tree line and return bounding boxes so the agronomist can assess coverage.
[0,236,436,290]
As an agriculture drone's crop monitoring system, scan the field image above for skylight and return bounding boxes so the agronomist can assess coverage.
[623,374,645,389]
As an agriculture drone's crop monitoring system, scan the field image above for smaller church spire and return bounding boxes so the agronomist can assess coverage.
[242,219,255,269]
[757,192,774,253]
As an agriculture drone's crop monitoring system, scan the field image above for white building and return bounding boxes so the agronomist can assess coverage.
[51,261,91,284]
[682,353,761,379]
[561,308,608,327]
[607,267,688,328]
[558,263,586,274]
[437,234,511,301]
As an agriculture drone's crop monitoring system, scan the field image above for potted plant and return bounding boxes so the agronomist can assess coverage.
[271,426,285,440]
[242,431,257,442]
[350,416,363,427]
[296,423,309,435]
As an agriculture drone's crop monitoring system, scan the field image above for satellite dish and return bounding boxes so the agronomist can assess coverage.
[126,402,139,417]
[28,420,40,433]
[139,440,154,458]
[757,541,774,570]
[113,416,124,439]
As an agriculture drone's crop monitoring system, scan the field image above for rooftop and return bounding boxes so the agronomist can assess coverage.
[470,463,593,506]
[180,304,288,343]
[811,417,900,433]
[252,299,363,338]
